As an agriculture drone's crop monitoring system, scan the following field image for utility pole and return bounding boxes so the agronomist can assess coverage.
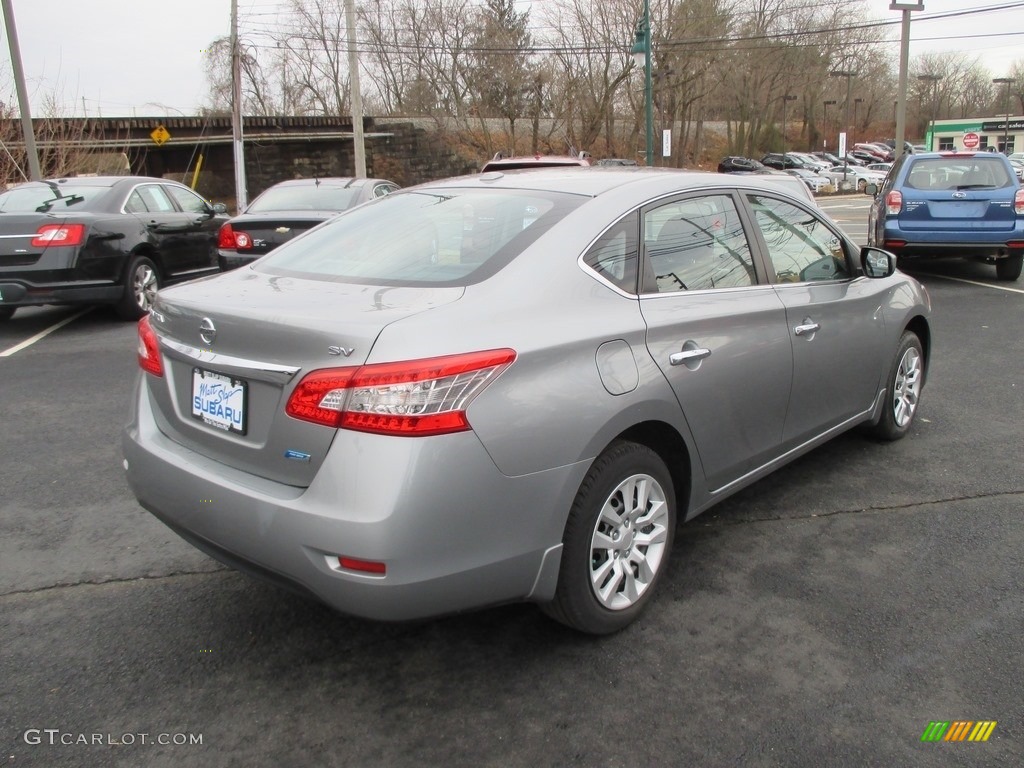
[230,0,248,210]
[344,0,367,177]
[1,0,42,180]
[891,2,924,159]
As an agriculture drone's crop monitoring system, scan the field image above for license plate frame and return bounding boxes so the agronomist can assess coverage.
[191,367,248,435]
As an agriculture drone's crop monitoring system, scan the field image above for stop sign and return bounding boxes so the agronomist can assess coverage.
[963,132,980,149]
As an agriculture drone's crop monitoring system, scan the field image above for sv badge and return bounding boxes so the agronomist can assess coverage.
[328,345,355,357]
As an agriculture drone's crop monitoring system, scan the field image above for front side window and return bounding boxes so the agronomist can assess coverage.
[747,195,850,283]
[165,184,210,214]
[642,194,756,293]
[258,188,585,286]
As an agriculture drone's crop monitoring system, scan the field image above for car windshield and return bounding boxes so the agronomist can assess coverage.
[247,184,360,212]
[257,188,586,286]
[0,183,108,213]
[904,157,1014,190]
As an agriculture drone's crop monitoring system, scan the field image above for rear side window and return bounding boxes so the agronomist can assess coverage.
[583,213,639,293]
[258,189,585,286]
[642,195,756,293]
[904,158,1014,190]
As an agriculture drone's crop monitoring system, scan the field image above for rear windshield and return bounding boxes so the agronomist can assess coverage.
[0,183,109,213]
[257,188,586,286]
[247,184,360,213]
[904,157,1014,190]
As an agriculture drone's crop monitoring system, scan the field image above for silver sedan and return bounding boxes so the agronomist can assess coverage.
[123,168,931,634]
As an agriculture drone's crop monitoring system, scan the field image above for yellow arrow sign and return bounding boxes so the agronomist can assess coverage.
[150,125,171,146]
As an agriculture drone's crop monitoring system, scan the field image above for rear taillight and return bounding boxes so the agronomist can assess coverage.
[137,316,163,377]
[217,222,252,250]
[1015,189,1024,215]
[886,190,903,215]
[286,349,516,435]
[31,223,85,248]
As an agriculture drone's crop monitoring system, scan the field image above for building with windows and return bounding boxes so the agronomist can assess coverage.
[924,116,1023,154]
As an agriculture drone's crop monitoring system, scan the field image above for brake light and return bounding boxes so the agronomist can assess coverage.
[217,222,252,250]
[137,316,163,376]
[286,349,516,435]
[886,190,903,215]
[1015,189,1024,215]
[31,223,85,248]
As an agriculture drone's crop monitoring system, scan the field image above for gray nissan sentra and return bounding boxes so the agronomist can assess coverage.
[123,168,931,634]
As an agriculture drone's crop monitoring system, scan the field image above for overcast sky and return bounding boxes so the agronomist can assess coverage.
[1,0,1022,117]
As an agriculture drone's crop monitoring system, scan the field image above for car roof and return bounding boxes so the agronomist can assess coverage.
[16,175,167,189]
[262,177,389,189]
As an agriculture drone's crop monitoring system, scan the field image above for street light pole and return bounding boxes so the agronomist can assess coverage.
[853,98,863,147]
[993,77,1014,154]
[918,74,942,150]
[830,70,857,185]
[891,2,924,159]
[782,95,796,154]
[631,0,653,167]
[824,99,836,151]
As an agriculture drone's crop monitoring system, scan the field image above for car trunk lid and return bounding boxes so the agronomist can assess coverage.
[144,268,463,486]
[226,212,336,256]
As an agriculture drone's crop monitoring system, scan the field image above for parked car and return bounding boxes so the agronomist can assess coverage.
[1008,158,1024,181]
[866,151,1024,281]
[0,176,227,321]
[595,158,639,167]
[785,167,833,193]
[124,168,931,634]
[822,164,887,192]
[481,153,591,172]
[786,152,832,172]
[218,177,399,271]
[718,156,770,173]
[761,153,810,171]
[866,162,893,174]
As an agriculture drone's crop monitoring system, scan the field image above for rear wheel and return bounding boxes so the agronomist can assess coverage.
[542,441,676,634]
[0,306,14,321]
[117,255,159,320]
[869,331,924,441]
[996,252,1022,281]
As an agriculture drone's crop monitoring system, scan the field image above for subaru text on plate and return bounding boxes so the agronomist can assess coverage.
[123,168,931,634]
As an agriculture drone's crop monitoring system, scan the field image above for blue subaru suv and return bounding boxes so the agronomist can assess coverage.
[866,151,1024,281]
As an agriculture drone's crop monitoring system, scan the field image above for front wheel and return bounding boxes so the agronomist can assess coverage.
[542,441,676,634]
[996,252,1022,281]
[869,331,924,441]
[117,255,160,320]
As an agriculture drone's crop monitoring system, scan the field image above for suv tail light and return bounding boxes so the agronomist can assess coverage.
[886,190,903,215]
[286,349,516,435]
[217,222,252,250]
[137,316,164,377]
[31,223,85,248]
[1015,189,1024,215]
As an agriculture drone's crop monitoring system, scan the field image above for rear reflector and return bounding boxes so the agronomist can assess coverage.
[31,223,85,248]
[137,316,163,377]
[286,348,516,435]
[338,557,386,575]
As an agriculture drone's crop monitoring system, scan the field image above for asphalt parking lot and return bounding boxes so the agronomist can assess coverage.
[2,195,1022,767]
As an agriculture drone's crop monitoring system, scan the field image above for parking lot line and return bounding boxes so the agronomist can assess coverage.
[0,308,93,357]
[925,276,1024,295]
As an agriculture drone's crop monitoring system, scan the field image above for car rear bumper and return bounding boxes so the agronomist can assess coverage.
[122,376,588,621]
[0,279,121,307]
[880,228,1024,258]
[217,250,262,271]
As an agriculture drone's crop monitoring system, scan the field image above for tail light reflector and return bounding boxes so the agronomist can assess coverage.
[1015,189,1024,216]
[886,190,903,215]
[338,557,386,575]
[217,222,252,250]
[286,348,516,435]
[137,316,163,377]
[31,223,85,248]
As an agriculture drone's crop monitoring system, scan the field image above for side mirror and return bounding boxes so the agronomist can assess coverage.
[864,183,879,196]
[860,246,895,279]
[212,202,228,214]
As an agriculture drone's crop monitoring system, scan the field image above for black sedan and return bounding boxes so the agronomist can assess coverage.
[217,177,398,270]
[0,176,227,321]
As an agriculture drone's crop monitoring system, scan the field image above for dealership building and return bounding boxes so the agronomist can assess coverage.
[924,116,1023,154]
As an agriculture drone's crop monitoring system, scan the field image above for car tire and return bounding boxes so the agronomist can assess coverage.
[117,255,160,320]
[996,252,1022,281]
[869,331,924,442]
[542,440,676,635]
[0,306,15,321]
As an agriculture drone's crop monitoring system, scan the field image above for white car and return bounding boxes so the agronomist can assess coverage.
[822,164,886,192]
[784,168,832,193]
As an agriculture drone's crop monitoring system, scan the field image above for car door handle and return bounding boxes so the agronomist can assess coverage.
[794,322,821,336]
[669,348,711,365]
